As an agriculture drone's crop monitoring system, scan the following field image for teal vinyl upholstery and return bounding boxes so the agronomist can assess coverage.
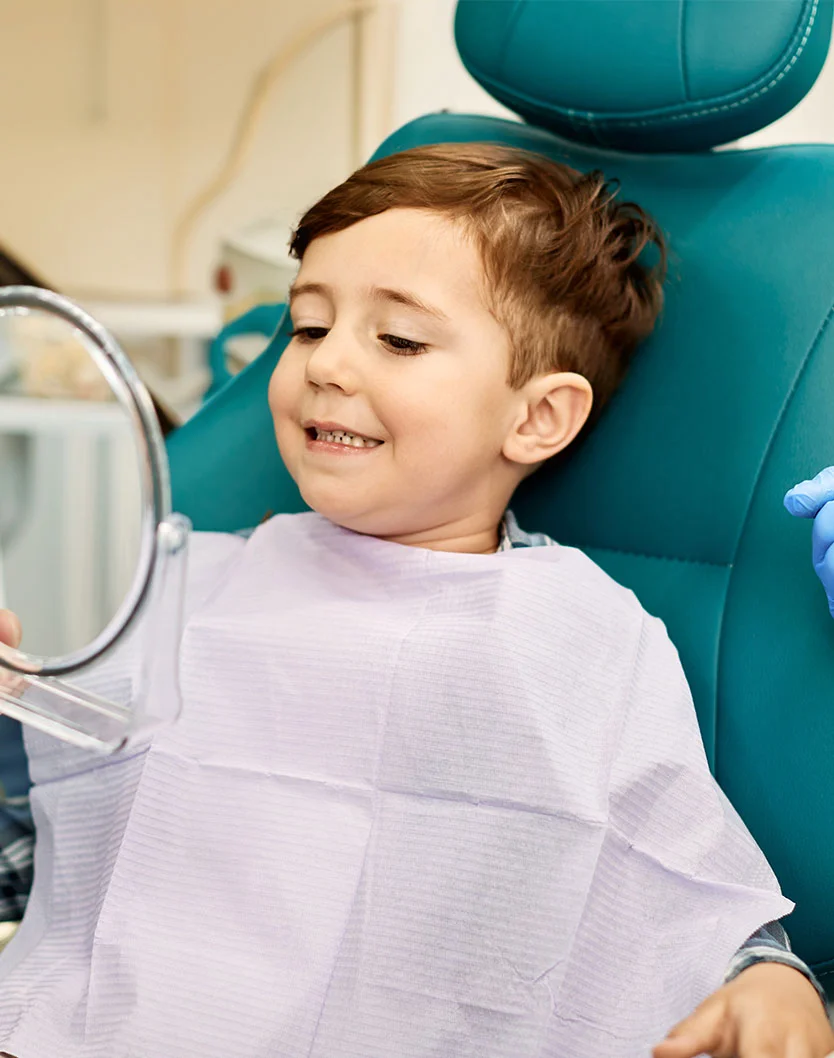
[169,305,305,531]
[168,0,834,991]
[455,0,833,152]
[204,302,287,403]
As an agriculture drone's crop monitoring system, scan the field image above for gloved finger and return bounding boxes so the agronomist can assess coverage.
[784,467,834,518]
[0,611,21,650]
[811,501,834,572]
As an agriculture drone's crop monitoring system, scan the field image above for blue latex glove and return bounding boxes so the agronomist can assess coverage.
[784,467,834,616]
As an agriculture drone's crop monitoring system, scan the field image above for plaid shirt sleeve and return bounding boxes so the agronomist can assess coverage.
[504,509,829,1014]
[0,796,34,922]
[725,922,829,1014]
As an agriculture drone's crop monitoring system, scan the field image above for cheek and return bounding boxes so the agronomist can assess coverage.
[392,368,508,444]
[267,356,302,462]
[268,352,299,420]
[388,391,483,470]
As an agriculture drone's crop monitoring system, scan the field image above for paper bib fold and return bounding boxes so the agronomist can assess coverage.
[0,513,792,1058]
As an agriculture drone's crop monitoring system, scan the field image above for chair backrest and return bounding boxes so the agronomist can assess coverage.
[168,0,834,987]
[204,302,286,403]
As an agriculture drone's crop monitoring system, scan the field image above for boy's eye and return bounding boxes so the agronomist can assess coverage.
[289,327,426,356]
[380,334,427,356]
[289,326,328,343]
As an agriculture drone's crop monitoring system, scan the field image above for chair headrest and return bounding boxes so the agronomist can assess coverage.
[455,0,833,152]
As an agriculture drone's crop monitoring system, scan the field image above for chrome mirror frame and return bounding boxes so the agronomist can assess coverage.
[0,287,190,751]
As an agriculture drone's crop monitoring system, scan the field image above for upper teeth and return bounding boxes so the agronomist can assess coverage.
[315,429,381,448]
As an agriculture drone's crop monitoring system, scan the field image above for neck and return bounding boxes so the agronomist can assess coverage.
[380,520,502,554]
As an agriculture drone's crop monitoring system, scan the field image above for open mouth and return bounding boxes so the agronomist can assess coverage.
[305,426,383,449]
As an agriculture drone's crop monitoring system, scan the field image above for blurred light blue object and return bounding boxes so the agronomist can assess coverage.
[204,303,286,403]
[785,468,834,616]
[455,0,832,152]
[166,0,834,996]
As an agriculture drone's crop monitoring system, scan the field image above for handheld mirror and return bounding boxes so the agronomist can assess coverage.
[0,287,190,752]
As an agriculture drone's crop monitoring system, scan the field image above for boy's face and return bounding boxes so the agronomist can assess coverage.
[269,208,527,544]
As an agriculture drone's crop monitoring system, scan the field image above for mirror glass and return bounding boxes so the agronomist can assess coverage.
[0,306,143,660]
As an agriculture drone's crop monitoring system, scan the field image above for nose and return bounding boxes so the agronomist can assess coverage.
[304,328,359,394]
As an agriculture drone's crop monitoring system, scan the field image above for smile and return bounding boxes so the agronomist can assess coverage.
[304,422,384,450]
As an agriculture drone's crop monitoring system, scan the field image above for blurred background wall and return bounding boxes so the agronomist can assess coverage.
[0,0,394,299]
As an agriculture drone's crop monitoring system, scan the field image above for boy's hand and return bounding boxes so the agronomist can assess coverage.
[0,610,25,700]
[653,963,834,1057]
[0,610,22,650]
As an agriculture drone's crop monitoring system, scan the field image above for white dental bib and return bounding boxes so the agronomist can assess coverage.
[0,513,791,1058]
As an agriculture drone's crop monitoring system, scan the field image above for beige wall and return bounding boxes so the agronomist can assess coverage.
[0,0,394,298]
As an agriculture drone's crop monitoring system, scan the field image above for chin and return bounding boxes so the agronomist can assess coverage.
[297,481,366,531]
[300,486,407,539]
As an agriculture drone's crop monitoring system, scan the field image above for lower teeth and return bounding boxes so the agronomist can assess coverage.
[315,431,380,448]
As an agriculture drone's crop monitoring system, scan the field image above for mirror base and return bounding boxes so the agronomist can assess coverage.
[0,675,130,752]
[0,515,191,753]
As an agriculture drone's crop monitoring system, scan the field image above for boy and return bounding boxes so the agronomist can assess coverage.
[0,144,831,1058]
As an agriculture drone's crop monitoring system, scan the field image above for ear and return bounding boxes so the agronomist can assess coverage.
[502,372,593,467]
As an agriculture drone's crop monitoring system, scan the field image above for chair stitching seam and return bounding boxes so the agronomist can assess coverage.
[621,0,818,128]
[460,0,818,132]
[498,0,526,83]
[678,0,691,102]
[585,544,730,570]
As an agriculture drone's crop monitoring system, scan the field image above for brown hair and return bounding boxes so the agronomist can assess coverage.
[290,143,666,426]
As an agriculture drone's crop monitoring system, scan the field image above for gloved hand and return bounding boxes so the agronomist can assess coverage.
[784,467,834,616]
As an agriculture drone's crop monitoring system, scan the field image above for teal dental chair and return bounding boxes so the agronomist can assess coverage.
[169,0,834,992]
[204,303,286,403]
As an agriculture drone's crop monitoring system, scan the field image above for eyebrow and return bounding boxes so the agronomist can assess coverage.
[288,281,450,324]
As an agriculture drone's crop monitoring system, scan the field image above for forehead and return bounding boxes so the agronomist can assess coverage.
[295,208,487,315]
